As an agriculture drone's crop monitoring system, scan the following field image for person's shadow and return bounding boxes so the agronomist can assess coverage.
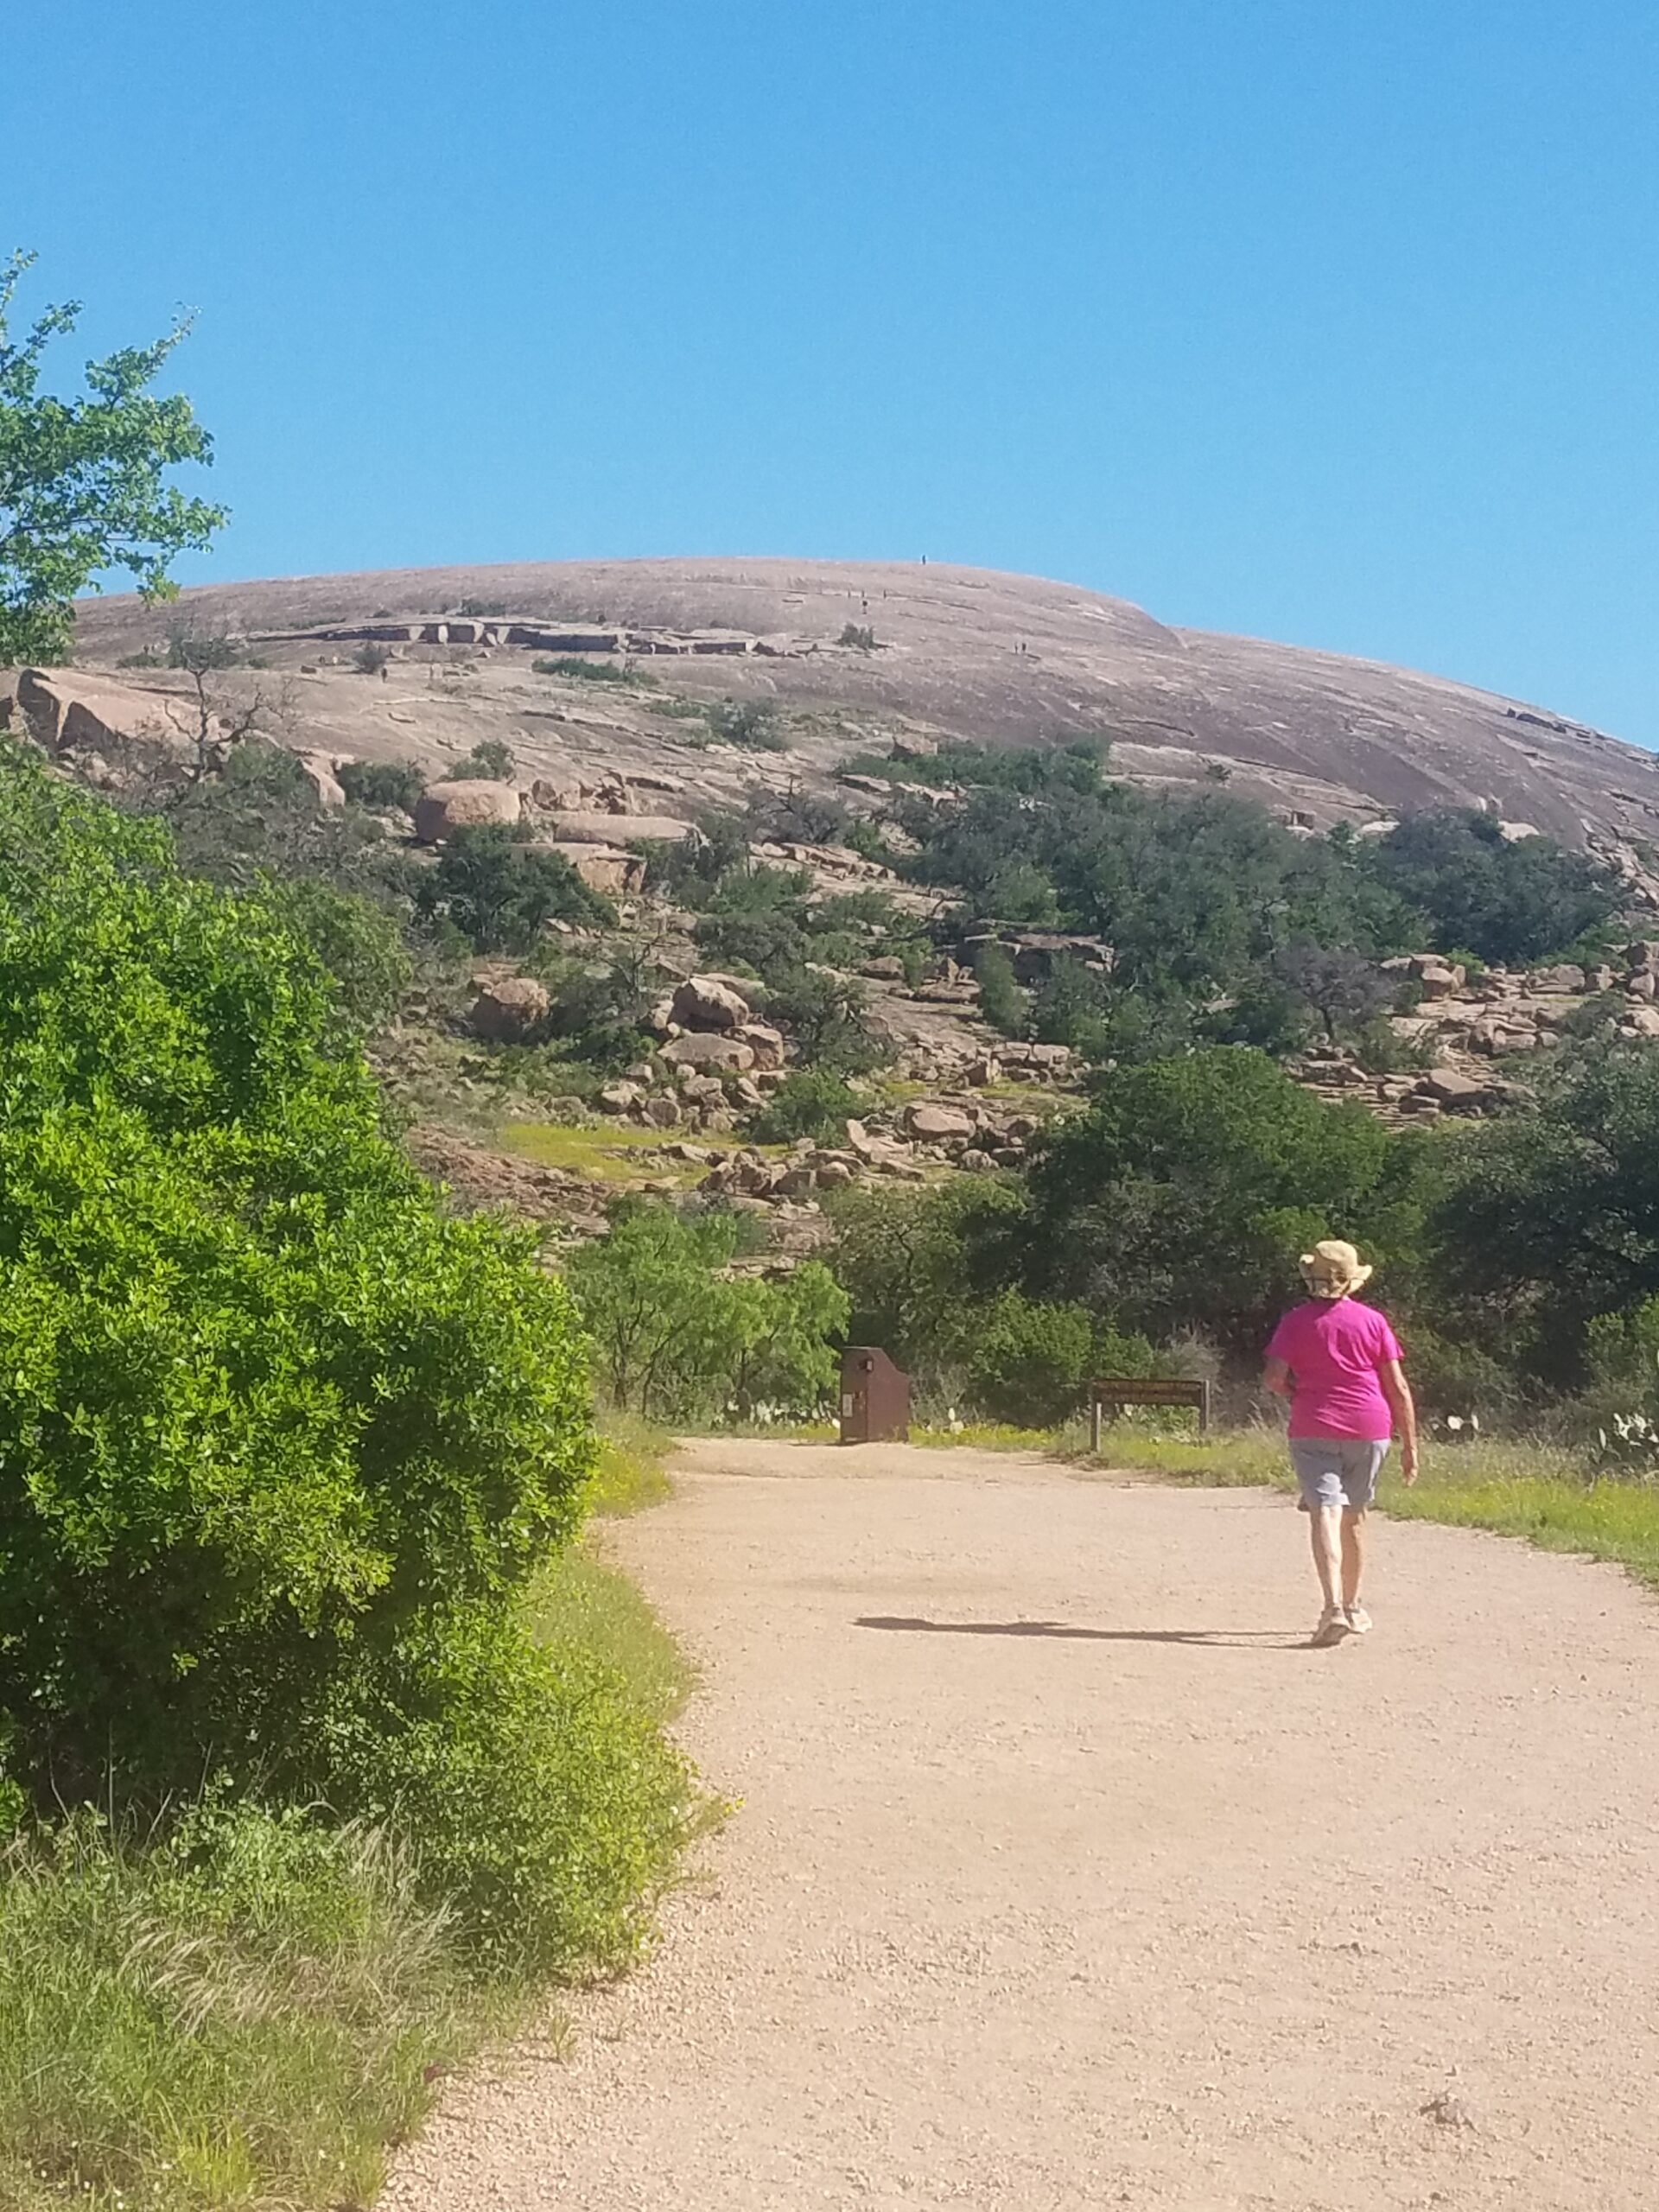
[855,1616,1305,1650]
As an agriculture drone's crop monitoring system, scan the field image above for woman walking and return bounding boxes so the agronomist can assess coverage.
[1263,1240,1418,1647]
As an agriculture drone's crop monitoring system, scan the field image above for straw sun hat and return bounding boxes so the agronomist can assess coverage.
[1299,1239,1374,1299]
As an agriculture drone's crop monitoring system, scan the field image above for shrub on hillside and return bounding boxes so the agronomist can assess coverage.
[449,736,517,781]
[749,1069,861,1144]
[337,757,425,811]
[414,823,614,950]
[964,1292,1160,1427]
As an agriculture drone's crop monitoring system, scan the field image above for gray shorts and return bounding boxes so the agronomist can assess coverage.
[1288,1437,1389,1512]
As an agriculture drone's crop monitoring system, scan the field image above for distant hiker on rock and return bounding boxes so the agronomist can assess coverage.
[1263,1241,1418,1648]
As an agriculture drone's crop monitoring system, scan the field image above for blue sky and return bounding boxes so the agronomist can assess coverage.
[11,2,1657,741]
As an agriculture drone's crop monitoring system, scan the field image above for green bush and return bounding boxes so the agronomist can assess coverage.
[705,699,787,752]
[964,1292,1160,1427]
[414,823,614,950]
[260,874,413,1030]
[337,758,426,810]
[0,751,596,1808]
[974,941,1027,1035]
[750,1069,859,1144]
[302,1604,695,1974]
[449,736,516,780]
[532,655,644,685]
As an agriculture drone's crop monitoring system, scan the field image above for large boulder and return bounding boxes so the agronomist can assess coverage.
[1623,1007,1659,1040]
[296,751,346,809]
[662,1033,756,1072]
[469,976,550,1042]
[735,1021,785,1069]
[671,975,753,1033]
[905,1102,977,1141]
[413,779,522,842]
[1528,963,1586,995]
[1418,1066,1490,1106]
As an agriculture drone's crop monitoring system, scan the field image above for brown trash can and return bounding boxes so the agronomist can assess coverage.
[839,1346,911,1444]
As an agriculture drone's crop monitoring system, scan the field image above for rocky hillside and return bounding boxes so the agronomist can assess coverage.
[60,556,1659,861]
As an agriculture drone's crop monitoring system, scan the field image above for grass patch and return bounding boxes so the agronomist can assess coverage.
[500,1121,702,1185]
[908,1422,1056,1452]
[0,1806,486,2212]
[1079,1424,1659,1594]
[0,1425,696,2212]
[590,1413,677,1515]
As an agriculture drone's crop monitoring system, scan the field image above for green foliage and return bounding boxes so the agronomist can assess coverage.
[824,1178,1027,1378]
[838,623,876,650]
[1011,1047,1426,1354]
[414,823,613,951]
[705,698,787,751]
[301,1602,695,1974]
[1427,1047,1659,1389]
[1030,955,1113,1056]
[167,625,239,674]
[449,735,517,780]
[965,1292,1160,1427]
[337,757,426,811]
[260,875,413,1030]
[749,1069,860,1144]
[847,736,1112,799]
[0,1801,470,2212]
[764,965,884,1074]
[0,251,226,664]
[0,751,597,1809]
[974,941,1027,1036]
[532,654,645,685]
[568,1200,849,1420]
[1364,810,1618,967]
[453,594,508,617]
[352,639,392,676]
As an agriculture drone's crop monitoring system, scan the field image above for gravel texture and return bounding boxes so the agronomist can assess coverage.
[386,1440,1659,2211]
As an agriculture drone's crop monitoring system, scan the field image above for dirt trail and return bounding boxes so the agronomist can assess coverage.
[387,1441,1659,2211]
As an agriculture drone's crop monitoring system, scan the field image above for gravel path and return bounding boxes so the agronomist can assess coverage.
[387,1440,1659,2211]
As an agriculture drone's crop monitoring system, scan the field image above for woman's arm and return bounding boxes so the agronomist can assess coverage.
[1262,1356,1292,1399]
[1380,1358,1419,1484]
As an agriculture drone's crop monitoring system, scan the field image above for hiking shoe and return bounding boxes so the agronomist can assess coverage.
[1312,1606,1351,1648]
[1344,1605,1373,1635]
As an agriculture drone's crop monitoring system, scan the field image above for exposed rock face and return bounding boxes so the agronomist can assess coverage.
[671,975,753,1033]
[469,976,550,1041]
[296,751,347,808]
[542,842,645,895]
[11,666,195,758]
[72,559,1659,847]
[413,779,522,841]
[735,1021,785,1069]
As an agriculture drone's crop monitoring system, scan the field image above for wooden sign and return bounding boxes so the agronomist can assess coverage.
[1089,1376,1211,1446]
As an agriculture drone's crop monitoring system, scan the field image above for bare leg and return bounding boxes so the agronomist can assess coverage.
[1340,1510,1366,1610]
[1308,1505,1343,1610]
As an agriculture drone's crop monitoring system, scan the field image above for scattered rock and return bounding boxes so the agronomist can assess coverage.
[662,1033,757,1072]
[905,1103,977,1141]
[1418,1067,1490,1107]
[598,1082,645,1114]
[735,1021,786,1070]
[671,974,753,1033]
[468,976,550,1041]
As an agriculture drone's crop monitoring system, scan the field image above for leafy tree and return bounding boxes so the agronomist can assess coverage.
[414,823,613,951]
[0,251,226,664]
[1030,955,1112,1057]
[1427,1047,1659,1387]
[973,941,1027,1036]
[1009,1047,1427,1355]
[763,965,883,1075]
[0,747,595,1806]
[260,874,413,1031]
[1361,810,1618,967]
[567,1201,848,1418]
[824,1179,1027,1381]
[965,1292,1159,1427]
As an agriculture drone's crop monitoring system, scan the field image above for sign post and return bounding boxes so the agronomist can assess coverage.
[1089,1376,1212,1451]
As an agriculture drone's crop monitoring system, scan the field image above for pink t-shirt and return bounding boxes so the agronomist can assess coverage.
[1266,1299,1402,1440]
